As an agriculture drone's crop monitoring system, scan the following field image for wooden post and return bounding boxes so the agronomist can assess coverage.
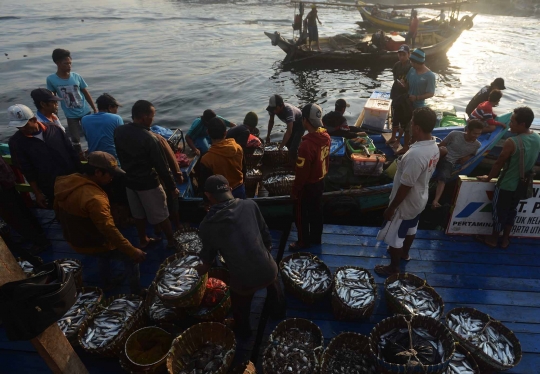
[0,237,88,374]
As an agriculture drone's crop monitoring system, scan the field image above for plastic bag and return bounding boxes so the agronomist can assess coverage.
[201,278,228,307]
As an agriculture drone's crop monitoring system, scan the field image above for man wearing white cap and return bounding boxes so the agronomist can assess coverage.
[266,94,305,162]
[7,104,81,208]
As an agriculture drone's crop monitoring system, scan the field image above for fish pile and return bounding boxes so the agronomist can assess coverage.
[265,345,316,374]
[57,259,81,274]
[335,268,375,309]
[386,279,442,319]
[148,292,178,322]
[18,260,34,276]
[81,296,142,349]
[174,230,199,245]
[281,255,331,293]
[326,345,377,374]
[444,351,476,374]
[57,289,101,337]
[265,145,288,152]
[245,169,262,178]
[272,327,320,352]
[378,327,444,366]
[177,342,231,374]
[447,312,515,366]
[264,174,295,185]
[174,231,203,253]
[157,255,202,297]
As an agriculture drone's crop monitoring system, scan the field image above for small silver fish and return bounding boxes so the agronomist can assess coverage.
[282,256,331,293]
[157,255,202,297]
[335,268,375,309]
[57,290,101,336]
[387,279,441,319]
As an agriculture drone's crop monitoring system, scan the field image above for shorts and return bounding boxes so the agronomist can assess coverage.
[492,185,521,233]
[308,26,319,41]
[126,185,169,225]
[435,159,454,182]
[376,214,420,248]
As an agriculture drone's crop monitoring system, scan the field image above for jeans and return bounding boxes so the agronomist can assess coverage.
[66,114,90,154]
[94,249,141,294]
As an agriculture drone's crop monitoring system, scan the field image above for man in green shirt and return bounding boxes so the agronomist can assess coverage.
[477,107,540,249]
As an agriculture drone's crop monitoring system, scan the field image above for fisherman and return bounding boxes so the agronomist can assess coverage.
[406,10,419,48]
[7,104,81,208]
[305,4,322,51]
[196,175,285,338]
[114,100,178,250]
[322,99,366,139]
[465,78,506,117]
[375,107,440,276]
[438,9,446,22]
[476,107,540,249]
[31,88,66,132]
[54,151,146,293]
[81,93,123,161]
[469,89,506,133]
[387,44,412,146]
[432,120,484,209]
[226,111,260,148]
[201,118,245,199]
[46,49,97,155]
[290,103,331,250]
[186,109,236,156]
[266,94,305,162]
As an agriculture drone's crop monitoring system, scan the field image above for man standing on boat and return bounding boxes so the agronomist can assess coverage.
[305,4,322,51]
[266,94,305,162]
[387,44,412,146]
[476,107,540,249]
[405,10,419,48]
[375,107,440,277]
[465,78,506,117]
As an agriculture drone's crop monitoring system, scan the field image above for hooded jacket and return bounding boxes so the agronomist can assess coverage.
[200,138,244,188]
[198,199,277,295]
[292,128,331,197]
[54,174,138,258]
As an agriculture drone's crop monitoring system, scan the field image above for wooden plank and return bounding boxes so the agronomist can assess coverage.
[426,273,540,293]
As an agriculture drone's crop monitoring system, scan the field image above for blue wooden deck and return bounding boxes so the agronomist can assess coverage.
[1,211,539,373]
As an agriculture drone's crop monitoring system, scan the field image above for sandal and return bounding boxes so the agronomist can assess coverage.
[474,235,497,249]
[374,265,399,277]
[138,236,163,249]
[288,241,310,251]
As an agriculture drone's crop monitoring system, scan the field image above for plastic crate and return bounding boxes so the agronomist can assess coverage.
[330,137,346,164]
[351,153,386,176]
[345,136,376,155]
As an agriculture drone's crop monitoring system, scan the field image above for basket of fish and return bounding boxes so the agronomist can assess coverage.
[173,227,202,254]
[244,168,263,192]
[320,332,377,374]
[17,257,42,277]
[166,322,236,374]
[146,282,187,324]
[280,253,332,304]
[230,361,257,374]
[244,146,264,169]
[263,171,295,197]
[443,343,479,374]
[55,258,84,288]
[78,294,146,357]
[190,267,231,322]
[156,253,208,309]
[262,142,289,167]
[57,287,103,345]
[445,307,521,372]
[263,318,324,374]
[384,273,444,320]
[369,314,456,374]
[123,326,174,374]
[331,266,377,320]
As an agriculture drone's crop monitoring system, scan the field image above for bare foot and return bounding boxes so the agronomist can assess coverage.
[500,238,510,249]
[432,201,441,209]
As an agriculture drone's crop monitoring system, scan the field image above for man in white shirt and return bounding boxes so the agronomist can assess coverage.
[375,107,440,276]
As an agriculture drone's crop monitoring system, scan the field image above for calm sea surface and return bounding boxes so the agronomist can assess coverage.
[1,0,539,143]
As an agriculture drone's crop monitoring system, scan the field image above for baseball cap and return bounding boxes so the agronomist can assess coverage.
[492,78,506,90]
[397,44,410,54]
[96,93,122,108]
[87,151,126,176]
[205,175,234,201]
[30,88,63,104]
[301,103,324,128]
[266,94,284,112]
[7,104,35,127]
[410,48,426,63]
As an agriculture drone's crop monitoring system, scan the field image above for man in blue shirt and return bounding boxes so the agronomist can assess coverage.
[186,109,236,156]
[31,88,66,132]
[46,49,97,155]
[81,93,123,161]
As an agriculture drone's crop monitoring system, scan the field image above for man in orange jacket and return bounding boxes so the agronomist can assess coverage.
[290,103,331,250]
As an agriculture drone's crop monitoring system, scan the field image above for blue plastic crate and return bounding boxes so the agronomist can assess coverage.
[330,136,346,164]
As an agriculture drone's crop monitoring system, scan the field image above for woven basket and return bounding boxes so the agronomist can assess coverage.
[452,343,480,374]
[231,361,257,374]
[145,282,187,323]
[384,273,444,320]
[445,307,522,372]
[369,314,455,374]
[123,326,173,374]
[331,266,377,321]
[279,253,332,304]
[320,332,376,374]
[63,287,104,345]
[156,253,208,309]
[245,146,264,169]
[77,294,147,357]
[262,343,319,374]
[262,142,289,167]
[190,267,231,322]
[245,169,263,191]
[263,171,295,197]
[173,227,201,254]
[56,258,83,288]
[166,322,236,374]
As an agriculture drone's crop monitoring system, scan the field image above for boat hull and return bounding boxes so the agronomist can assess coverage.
[358,5,439,32]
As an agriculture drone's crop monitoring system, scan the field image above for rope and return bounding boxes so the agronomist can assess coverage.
[396,315,429,374]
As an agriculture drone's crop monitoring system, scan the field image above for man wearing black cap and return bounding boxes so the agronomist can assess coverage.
[387,45,412,145]
[290,103,331,250]
[54,151,146,293]
[81,93,124,161]
[31,88,66,132]
[186,109,236,156]
[322,99,366,139]
[197,175,285,338]
[266,94,305,162]
[465,78,506,117]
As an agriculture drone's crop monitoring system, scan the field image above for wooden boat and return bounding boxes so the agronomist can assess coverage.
[358,4,441,32]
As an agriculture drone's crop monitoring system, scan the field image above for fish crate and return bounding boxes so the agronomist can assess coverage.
[122,326,174,374]
[166,322,236,374]
[262,142,289,167]
[384,273,444,320]
[145,282,188,324]
[230,361,256,374]
[345,136,377,155]
[263,171,295,197]
[331,266,377,321]
[60,286,103,345]
[77,294,147,357]
[244,145,264,169]
[279,252,333,304]
[190,267,231,323]
[329,136,346,165]
[350,152,386,177]
[156,253,208,309]
[362,98,391,131]
[369,315,456,374]
[55,258,83,288]
[445,307,522,373]
[320,332,377,374]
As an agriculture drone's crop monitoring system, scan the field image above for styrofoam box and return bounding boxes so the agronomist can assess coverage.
[363,98,391,130]
[370,90,391,100]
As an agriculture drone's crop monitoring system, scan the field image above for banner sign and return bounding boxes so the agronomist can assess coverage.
[447,177,540,238]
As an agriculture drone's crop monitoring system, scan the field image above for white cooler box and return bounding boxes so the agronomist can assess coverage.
[363,98,391,131]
